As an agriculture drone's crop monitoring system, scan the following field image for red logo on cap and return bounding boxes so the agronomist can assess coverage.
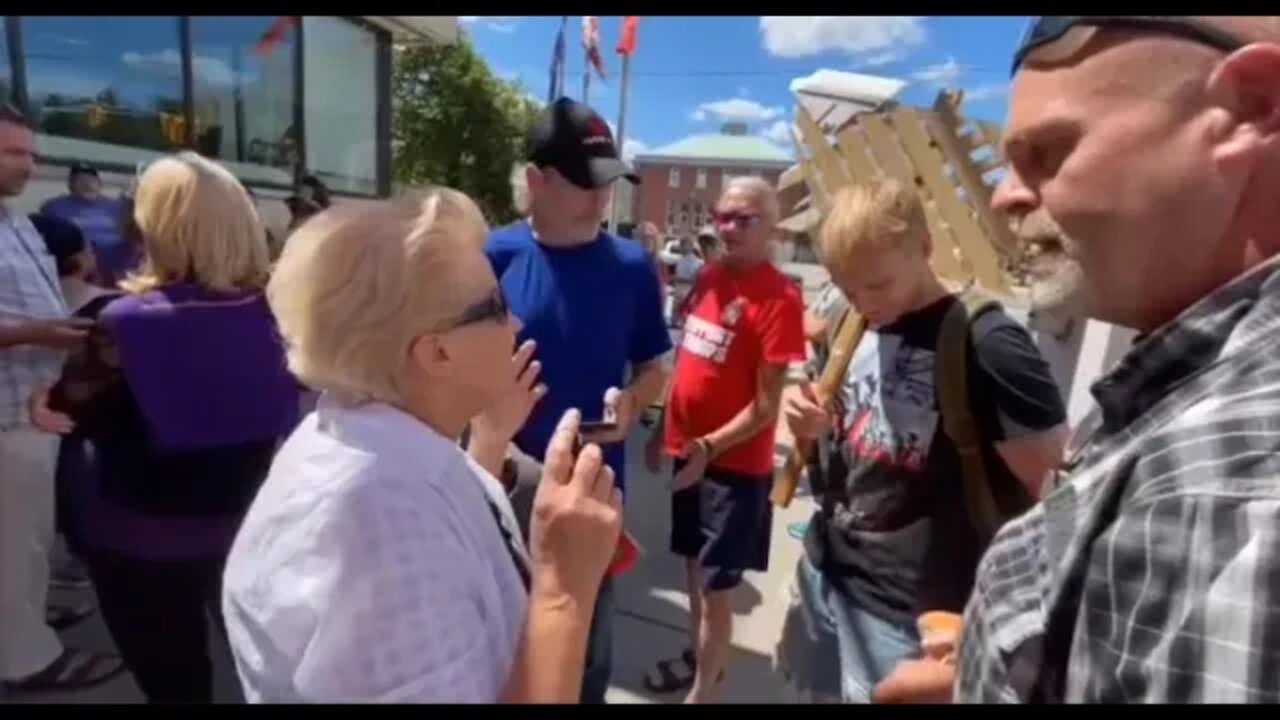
[587,116,611,139]
[584,115,614,148]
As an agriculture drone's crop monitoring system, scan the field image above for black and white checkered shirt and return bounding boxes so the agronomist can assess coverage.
[957,256,1280,703]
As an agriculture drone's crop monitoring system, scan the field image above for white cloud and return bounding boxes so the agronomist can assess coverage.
[606,121,647,161]
[36,32,90,48]
[759,120,794,146]
[623,138,648,162]
[859,50,903,68]
[965,83,1009,102]
[460,16,522,33]
[758,121,797,160]
[912,57,965,87]
[759,17,926,59]
[691,98,783,124]
[121,49,243,88]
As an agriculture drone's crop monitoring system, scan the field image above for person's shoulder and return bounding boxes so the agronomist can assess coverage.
[485,221,535,254]
[966,298,1033,346]
[601,232,650,264]
[37,195,70,213]
[75,292,125,321]
[756,264,805,305]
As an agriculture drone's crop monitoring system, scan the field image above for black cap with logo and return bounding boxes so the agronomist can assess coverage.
[528,97,640,190]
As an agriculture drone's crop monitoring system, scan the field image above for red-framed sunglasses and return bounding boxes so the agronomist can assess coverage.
[712,211,760,230]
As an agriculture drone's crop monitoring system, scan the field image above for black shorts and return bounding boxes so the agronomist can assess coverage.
[670,460,774,592]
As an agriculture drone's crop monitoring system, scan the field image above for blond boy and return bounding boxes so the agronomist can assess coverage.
[773,178,1065,703]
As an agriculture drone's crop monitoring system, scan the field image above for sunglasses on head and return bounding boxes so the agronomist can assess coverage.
[1012,16,1247,76]
[713,211,760,230]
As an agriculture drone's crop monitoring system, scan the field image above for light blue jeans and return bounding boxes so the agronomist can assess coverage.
[775,556,920,703]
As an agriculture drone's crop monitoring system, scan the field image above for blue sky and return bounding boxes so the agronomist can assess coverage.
[462,16,1030,161]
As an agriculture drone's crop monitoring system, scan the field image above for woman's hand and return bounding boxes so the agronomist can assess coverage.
[29,389,74,435]
[474,340,546,443]
[529,410,623,604]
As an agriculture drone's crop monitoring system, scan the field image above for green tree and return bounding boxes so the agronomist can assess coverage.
[393,38,541,225]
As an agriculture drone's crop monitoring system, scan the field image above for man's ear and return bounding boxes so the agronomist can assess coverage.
[525,164,544,195]
[1206,44,1280,163]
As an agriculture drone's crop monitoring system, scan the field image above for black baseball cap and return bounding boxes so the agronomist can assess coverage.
[528,97,639,190]
[68,161,99,180]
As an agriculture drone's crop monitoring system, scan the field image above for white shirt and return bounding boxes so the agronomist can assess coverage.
[674,253,704,284]
[222,397,530,703]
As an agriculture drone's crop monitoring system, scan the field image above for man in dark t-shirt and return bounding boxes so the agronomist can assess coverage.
[775,178,1066,703]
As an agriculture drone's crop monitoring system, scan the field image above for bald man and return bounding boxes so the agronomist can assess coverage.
[644,177,806,703]
[922,17,1280,704]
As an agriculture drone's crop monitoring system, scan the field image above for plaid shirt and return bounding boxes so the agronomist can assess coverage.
[0,206,69,430]
[957,256,1280,703]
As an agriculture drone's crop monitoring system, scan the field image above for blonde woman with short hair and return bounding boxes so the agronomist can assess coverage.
[221,189,625,703]
[31,151,300,703]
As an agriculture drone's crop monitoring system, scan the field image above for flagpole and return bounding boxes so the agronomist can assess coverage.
[609,51,632,234]
[583,68,591,105]
[557,17,568,99]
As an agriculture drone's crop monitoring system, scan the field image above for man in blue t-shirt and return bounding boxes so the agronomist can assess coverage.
[487,97,672,703]
[39,162,134,286]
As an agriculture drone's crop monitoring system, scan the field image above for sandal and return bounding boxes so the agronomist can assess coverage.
[46,602,97,631]
[644,648,698,693]
[642,648,726,694]
[8,648,126,693]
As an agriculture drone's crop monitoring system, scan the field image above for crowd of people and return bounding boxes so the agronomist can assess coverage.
[1,15,1279,705]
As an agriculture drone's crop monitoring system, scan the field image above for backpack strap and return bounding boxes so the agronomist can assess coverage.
[935,290,1005,543]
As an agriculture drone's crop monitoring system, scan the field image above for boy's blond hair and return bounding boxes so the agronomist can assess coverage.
[818,177,929,278]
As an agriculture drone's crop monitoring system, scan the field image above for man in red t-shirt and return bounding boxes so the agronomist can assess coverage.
[643,176,805,703]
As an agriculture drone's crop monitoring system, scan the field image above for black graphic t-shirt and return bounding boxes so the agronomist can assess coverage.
[803,295,1065,627]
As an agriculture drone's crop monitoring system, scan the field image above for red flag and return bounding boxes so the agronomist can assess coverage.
[608,531,643,577]
[616,16,640,56]
[254,16,300,60]
[582,16,607,81]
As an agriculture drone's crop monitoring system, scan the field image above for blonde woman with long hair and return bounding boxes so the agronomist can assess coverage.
[31,151,299,703]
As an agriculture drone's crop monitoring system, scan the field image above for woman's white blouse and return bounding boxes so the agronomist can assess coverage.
[222,399,530,703]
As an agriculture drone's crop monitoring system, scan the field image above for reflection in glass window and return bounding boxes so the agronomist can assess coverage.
[189,17,298,187]
[23,16,186,167]
[303,17,378,195]
[1,21,11,105]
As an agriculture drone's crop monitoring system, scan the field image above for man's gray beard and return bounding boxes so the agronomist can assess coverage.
[1029,257,1087,317]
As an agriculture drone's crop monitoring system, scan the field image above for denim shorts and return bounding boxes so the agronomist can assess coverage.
[774,556,921,703]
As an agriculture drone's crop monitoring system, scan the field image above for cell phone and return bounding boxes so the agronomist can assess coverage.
[578,420,619,435]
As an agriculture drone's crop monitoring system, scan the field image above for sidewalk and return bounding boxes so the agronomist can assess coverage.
[6,422,813,705]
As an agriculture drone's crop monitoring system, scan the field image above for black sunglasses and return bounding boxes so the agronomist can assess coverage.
[446,287,509,331]
[1012,16,1247,76]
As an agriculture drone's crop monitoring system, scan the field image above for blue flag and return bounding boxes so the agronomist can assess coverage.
[547,16,568,104]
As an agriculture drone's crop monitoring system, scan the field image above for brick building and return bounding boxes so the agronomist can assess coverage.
[631,122,792,238]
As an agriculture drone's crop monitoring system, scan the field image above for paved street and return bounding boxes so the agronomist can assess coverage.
[5,420,815,705]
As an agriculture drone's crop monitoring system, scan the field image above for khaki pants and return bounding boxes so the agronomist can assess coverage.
[0,426,62,680]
